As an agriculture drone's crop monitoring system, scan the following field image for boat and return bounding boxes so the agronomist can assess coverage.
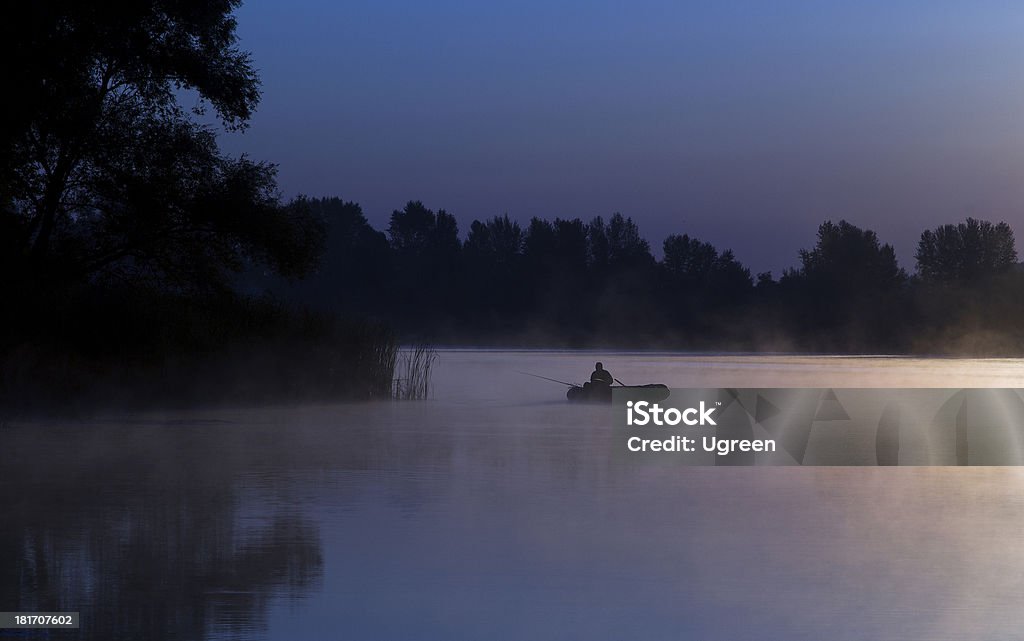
[566,383,670,403]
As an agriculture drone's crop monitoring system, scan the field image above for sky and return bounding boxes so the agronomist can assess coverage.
[214,0,1024,275]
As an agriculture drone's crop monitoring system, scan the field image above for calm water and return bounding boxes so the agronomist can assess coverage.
[5,351,1024,640]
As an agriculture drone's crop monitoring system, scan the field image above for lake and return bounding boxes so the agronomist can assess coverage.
[4,351,1024,640]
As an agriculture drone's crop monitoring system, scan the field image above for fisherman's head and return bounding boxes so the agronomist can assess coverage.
[595,362,603,370]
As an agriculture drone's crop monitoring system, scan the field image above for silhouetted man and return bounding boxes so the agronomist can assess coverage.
[590,362,613,386]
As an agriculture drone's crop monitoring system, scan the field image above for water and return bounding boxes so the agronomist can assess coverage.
[4,351,1024,640]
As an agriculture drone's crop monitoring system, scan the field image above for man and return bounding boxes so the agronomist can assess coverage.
[590,362,613,386]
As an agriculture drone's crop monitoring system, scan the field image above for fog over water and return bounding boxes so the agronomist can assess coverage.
[5,351,1024,640]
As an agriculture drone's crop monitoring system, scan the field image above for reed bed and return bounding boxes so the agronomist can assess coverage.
[392,345,438,400]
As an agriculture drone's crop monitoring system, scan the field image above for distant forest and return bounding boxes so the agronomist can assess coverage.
[259,198,1024,354]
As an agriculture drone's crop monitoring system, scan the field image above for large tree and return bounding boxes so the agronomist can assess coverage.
[386,201,461,322]
[1,1,323,293]
[387,201,459,259]
[588,213,653,270]
[780,220,906,345]
[794,220,905,292]
[273,197,391,312]
[916,218,1018,282]
[662,234,719,285]
[464,215,523,269]
[462,215,525,321]
[661,233,752,318]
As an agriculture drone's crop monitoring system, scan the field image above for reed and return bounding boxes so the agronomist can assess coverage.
[392,345,438,400]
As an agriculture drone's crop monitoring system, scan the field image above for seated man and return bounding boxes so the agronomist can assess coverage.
[590,362,613,386]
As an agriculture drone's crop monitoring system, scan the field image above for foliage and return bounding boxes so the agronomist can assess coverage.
[1,0,324,294]
[792,220,906,291]
[916,218,1017,282]
[0,1,352,412]
[277,205,1024,354]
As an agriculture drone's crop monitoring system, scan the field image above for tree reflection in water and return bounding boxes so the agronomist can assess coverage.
[0,420,323,641]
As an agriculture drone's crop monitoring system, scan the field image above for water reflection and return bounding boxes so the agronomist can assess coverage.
[7,352,1024,640]
[0,421,323,641]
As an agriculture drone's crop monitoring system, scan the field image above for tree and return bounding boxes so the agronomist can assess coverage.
[661,234,752,314]
[581,214,658,337]
[523,218,557,263]
[795,220,905,292]
[553,218,590,269]
[706,250,753,295]
[586,216,610,272]
[387,201,460,260]
[463,215,524,321]
[1,0,323,293]
[275,197,390,312]
[522,217,588,273]
[588,213,654,271]
[780,220,907,347]
[520,217,591,334]
[662,234,719,286]
[605,213,653,268]
[464,215,523,268]
[386,201,462,323]
[916,218,1017,281]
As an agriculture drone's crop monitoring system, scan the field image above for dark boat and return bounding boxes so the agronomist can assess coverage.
[566,383,670,403]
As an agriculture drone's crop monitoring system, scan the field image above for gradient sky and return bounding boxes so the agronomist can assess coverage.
[215,0,1024,275]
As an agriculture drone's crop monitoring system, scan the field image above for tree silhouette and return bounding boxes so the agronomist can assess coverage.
[794,220,905,291]
[660,234,753,329]
[604,213,653,268]
[662,234,720,286]
[916,218,1017,282]
[781,220,907,348]
[2,0,322,293]
[269,197,392,313]
[387,201,461,326]
[588,213,653,271]
[0,1,397,410]
[388,201,460,259]
[463,215,525,324]
[464,215,523,267]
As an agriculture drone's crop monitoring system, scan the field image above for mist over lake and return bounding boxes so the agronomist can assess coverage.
[5,350,1024,640]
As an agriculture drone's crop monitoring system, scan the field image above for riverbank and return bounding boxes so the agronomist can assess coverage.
[0,290,398,416]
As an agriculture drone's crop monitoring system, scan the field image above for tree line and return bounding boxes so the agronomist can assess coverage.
[273,198,1024,354]
[5,1,1024,412]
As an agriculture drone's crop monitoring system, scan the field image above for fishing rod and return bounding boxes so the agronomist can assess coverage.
[516,371,580,387]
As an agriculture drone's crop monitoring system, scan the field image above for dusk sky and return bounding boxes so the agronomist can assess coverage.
[216,0,1024,275]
